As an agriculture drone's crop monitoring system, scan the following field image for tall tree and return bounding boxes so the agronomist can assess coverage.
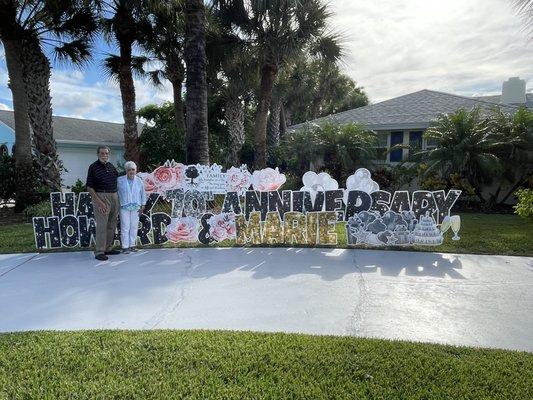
[184,0,209,164]
[0,0,99,192]
[222,58,255,166]
[215,0,334,168]
[0,4,32,211]
[140,0,187,134]
[101,0,151,164]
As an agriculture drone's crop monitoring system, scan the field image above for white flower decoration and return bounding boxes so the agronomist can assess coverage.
[300,171,339,207]
[344,168,380,204]
[250,167,286,191]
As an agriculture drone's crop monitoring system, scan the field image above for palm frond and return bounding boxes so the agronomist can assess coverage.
[52,39,92,66]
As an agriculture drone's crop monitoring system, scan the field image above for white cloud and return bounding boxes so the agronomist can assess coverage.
[329,0,533,102]
[0,102,11,110]
[47,68,173,123]
[1,0,532,121]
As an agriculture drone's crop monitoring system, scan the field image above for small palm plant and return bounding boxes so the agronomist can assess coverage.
[420,108,501,203]
[488,107,533,205]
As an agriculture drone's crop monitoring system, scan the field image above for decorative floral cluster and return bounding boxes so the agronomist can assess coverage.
[166,216,198,243]
[208,213,236,242]
[137,160,186,196]
[225,166,251,194]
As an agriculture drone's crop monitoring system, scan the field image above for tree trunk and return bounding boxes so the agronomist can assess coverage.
[225,96,245,166]
[20,37,61,191]
[267,99,281,149]
[118,39,140,164]
[3,37,34,212]
[166,59,186,134]
[170,78,186,134]
[310,68,329,119]
[184,0,209,165]
[310,91,324,120]
[279,103,287,137]
[253,64,277,169]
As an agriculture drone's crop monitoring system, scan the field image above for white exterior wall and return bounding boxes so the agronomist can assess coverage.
[57,144,124,188]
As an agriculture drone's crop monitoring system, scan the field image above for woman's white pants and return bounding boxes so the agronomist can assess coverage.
[120,209,139,249]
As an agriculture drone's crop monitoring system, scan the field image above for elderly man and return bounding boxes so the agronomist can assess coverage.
[86,146,121,261]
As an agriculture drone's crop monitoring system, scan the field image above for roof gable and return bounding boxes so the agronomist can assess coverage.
[290,89,520,131]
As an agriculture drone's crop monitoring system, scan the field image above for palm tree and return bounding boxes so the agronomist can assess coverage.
[101,0,152,164]
[307,34,344,119]
[184,0,209,164]
[222,57,257,166]
[139,0,187,134]
[0,0,99,193]
[420,108,501,203]
[267,33,344,149]
[215,0,334,168]
[1,32,33,211]
[488,107,533,204]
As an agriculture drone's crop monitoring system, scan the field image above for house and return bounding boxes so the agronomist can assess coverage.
[0,110,140,187]
[289,77,532,164]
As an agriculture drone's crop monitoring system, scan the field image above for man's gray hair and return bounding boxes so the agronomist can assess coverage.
[124,161,137,171]
[97,145,110,154]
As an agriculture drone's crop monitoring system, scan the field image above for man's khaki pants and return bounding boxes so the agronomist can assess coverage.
[94,192,119,255]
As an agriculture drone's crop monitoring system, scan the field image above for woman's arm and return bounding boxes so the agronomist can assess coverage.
[138,176,147,214]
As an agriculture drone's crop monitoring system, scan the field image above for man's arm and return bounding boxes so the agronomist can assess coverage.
[86,165,107,213]
[87,186,108,213]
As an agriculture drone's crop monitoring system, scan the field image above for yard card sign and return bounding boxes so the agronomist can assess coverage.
[32,161,462,249]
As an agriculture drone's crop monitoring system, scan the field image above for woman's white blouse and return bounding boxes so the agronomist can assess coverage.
[117,175,147,208]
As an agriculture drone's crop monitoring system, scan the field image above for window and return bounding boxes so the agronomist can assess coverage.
[408,131,423,161]
[389,131,404,162]
[425,137,438,151]
[375,133,388,162]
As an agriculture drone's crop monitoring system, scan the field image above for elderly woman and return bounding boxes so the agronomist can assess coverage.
[117,161,147,253]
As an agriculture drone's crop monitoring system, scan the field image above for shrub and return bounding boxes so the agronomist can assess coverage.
[371,167,395,191]
[138,103,186,169]
[24,200,52,220]
[514,188,533,219]
[279,122,377,183]
[69,179,86,195]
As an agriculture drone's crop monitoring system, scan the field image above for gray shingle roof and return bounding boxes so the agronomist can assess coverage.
[473,93,533,109]
[0,110,142,144]
[289,89,521,131]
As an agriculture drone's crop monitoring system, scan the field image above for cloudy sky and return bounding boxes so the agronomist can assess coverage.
[0,0,532,122]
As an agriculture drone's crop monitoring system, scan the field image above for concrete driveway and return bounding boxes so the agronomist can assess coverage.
[0,248,531,352]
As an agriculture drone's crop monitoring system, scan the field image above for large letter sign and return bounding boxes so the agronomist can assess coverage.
[32,161,462,249]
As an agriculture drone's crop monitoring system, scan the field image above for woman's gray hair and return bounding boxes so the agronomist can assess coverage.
[124,161,137,171]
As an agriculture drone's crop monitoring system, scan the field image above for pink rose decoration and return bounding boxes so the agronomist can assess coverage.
[166,217,198,243]
[208,213,236,241]
[251,167,286,191]
[153,166,178,190]
[173,163,186,186]
[138,172,158,194]
[226,167,251,193]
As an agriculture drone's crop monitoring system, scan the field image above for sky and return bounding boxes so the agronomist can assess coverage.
[0,0,532,123]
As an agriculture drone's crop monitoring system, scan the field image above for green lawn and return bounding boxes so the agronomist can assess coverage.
[0,330,531,399]
[2,213,532,256]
